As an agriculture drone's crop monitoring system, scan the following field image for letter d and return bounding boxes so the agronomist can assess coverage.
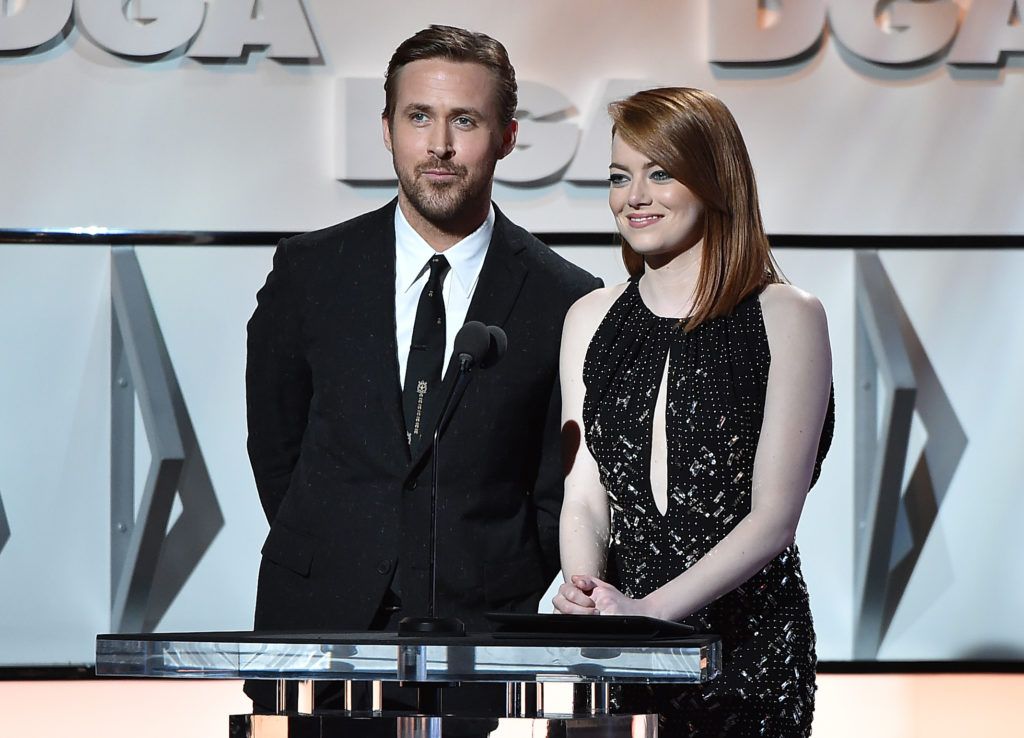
[0,0,73,52]
[710,0,827,63]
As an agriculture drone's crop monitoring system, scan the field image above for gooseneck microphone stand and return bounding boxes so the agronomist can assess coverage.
[395,322,503,714]
[398,321,496,637]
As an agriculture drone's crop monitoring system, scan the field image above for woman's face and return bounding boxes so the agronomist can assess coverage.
[608,134,705,263]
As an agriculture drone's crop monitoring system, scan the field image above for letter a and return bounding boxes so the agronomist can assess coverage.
[188,0,319,60]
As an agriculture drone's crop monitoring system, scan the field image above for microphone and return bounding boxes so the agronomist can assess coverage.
[453,320,491,370]
[435,322,504,434]
[482,325,507,369]
[400,321,508,637]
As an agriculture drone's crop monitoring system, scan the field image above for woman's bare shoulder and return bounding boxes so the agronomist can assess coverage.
[562,282,630,351]
[758,283,830,360]
[759,283,826,329]
[568,282,629,323]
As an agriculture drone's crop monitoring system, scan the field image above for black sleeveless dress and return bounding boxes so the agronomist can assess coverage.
[582,280,834,738]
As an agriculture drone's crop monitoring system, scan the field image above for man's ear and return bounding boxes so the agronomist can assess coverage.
[497,119,518,160]
[382,115,393,153]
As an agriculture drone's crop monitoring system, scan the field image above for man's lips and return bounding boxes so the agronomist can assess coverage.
[625,213,663,228]
[418,166,463,179]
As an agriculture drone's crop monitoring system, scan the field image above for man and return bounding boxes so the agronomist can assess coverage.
[245,24,599,680]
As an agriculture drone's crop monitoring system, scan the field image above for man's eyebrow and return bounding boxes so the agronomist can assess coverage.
[402,103,434,115]
[448,106,486,119]
[400,103,487,120]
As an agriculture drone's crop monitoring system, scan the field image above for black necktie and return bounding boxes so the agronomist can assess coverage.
[403,255,450,448]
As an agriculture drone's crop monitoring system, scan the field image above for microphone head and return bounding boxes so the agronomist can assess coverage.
[482,325,508,369]
[454,321,491,366]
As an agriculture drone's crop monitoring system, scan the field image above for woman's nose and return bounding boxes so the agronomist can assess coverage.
[628,180,651,208]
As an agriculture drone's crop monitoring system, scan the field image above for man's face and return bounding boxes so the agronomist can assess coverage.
[383,59,517,229]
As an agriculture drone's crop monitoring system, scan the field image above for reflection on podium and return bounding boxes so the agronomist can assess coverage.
[96,625,721,737]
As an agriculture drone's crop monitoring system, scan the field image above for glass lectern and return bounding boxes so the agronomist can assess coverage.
[96,625,720,737]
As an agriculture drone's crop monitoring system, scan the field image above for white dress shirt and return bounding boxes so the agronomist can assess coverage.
[394,203,494,388]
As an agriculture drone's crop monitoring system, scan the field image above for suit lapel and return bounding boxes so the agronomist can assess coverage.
[406,206,529,472]
[463,207,529,329]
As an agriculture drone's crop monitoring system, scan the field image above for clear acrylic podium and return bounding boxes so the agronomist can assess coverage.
[96,627,721,737]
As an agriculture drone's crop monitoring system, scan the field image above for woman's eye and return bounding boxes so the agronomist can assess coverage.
[608,173,629,186]
[650,169,672,182]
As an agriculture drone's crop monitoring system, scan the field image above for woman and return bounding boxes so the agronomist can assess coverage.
[554,87,835,737]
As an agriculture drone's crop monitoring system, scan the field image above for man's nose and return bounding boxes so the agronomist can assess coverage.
[428,128,454,160]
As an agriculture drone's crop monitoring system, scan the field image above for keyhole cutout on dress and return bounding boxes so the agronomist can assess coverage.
[649,350,671,517]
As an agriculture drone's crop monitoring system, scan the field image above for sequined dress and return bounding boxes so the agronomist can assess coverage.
[582,280,834,737]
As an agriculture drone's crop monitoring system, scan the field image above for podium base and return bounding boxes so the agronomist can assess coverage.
[231,712,657,738]
[398,616,466,636]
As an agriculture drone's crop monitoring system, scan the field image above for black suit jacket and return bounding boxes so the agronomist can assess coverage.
[246,200,601,634]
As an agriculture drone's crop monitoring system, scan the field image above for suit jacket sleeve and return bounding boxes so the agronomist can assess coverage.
[246,238,312,525]
[533,275,604,580]
[533,369,565,580]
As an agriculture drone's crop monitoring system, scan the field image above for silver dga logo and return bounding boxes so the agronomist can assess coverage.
[0,0,320,59]
[709,0,1024,66]
[109,247,224,633]
[0,489,9,556]
[852,251,967,659]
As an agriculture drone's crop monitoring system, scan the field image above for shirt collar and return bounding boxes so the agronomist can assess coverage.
[394,203,494,295]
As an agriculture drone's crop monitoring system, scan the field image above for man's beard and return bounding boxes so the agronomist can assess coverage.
[396,159,491,226]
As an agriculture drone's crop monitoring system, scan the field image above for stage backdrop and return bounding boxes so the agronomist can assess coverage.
[0,0,1021,234]
[1,0,1022,667]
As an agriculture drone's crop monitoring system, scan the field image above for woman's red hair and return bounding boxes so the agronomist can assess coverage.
[609,87,781,329]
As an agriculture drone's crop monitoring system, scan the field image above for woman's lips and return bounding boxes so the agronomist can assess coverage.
[626,213,663,228]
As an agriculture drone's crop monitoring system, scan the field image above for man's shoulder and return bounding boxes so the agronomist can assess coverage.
[279,201,396,258]
[496,210,601,295]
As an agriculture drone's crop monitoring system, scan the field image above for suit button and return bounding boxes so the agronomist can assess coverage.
[404,480,417,491]
[376,559,392,575]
